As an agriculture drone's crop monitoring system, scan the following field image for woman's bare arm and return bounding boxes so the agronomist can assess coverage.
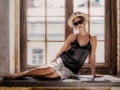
[89,36,97,77]
[53,34,76,61]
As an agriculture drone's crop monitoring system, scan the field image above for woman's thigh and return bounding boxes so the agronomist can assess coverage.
[43,72,59,79]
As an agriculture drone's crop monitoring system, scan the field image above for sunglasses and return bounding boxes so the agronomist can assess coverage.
[73,19,84,26]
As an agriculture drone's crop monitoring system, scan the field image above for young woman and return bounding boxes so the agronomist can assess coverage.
[5,11,100,80]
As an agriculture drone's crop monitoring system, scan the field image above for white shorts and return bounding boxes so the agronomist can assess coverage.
[48,57,75,79]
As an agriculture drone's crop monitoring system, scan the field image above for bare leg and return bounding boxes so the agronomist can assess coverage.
[34,72,60,79]
[43,72,59,79]
[8,66,56,79]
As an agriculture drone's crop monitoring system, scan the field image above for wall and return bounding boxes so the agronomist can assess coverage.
[9,0,16,74]
[0,0,10,76]
[0,0,16,76]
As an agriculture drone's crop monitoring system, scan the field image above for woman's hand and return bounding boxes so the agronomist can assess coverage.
[93,73,104,78]
[51,57,58,63]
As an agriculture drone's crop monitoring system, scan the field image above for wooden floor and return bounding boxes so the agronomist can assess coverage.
[0,75,120,87]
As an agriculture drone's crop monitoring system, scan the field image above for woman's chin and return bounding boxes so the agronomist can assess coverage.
[78,26,82,29]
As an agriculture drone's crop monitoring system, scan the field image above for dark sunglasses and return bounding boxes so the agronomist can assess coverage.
[73,19,84,26]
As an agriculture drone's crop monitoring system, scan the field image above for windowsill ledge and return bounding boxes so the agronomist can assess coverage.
[0,75,120,87]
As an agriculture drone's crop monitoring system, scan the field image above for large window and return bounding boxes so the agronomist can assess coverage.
[20,0,117,74]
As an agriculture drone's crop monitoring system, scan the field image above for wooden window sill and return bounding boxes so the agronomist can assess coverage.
[0,75,120,87]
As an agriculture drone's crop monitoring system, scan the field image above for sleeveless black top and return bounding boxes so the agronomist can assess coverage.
[60,34,91,74]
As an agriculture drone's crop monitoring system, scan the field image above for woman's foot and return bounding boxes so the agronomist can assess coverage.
[9,73,23,79]
[3,71,28,80]
[3,76,23,80]
[3,74,25,80]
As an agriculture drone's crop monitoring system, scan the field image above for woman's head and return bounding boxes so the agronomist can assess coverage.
[68,11,89,28]
[73,16,85,27]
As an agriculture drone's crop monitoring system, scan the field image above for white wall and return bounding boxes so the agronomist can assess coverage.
[0,0,20,76]
[9,0,20,73]
[9,0,15,74]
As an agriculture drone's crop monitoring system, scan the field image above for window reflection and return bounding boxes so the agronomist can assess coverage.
[47,42,64,63]
[27,0,45,16]
[27,17,45,41]
[47,17,65,40]
[90,17,105,40]
[47,0,65,16]
[96,42,105,63]
[27,42,45,65]
[74,0,88,13]
[90,0,105,16]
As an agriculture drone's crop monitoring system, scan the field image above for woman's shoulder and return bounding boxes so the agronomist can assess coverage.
[89,33,97,42]
[89,32,96,37]
[68,33,77,39]
[89,33,97,38]
[67,33,77,42]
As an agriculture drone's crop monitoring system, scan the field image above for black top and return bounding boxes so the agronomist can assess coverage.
[60,34,91,74]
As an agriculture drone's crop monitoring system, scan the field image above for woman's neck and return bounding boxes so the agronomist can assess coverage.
[78,28,88,36]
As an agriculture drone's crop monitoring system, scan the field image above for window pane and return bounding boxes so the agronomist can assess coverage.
[27,17,45,41]
[47,42,64,63]
[27,42,45,65]
[47,17,65,40]
[26,0,45,16]
[90,17,105,40]
[47,0,65,16]
[96,42,105,63]
[90,0,105,16]
[73,0,88,14]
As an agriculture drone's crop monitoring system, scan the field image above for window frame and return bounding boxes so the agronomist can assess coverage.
[20,0,117,75]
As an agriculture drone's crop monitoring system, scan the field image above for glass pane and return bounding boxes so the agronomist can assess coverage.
[27,42,45,65]
[26,0,45,16]
[47,17,65,40]
[27,17,45,41]
[47,0,65,16]
[90,0,105,16]
[84,57,89,63]
[73,0,88,14]
[47,42,64,63]
[90,17,105,40]
[96,41,105,63]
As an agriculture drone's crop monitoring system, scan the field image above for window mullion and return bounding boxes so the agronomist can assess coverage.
[45,0,48,64]
[88,0,90,33]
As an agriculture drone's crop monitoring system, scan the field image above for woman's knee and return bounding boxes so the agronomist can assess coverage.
[47,67,55,73]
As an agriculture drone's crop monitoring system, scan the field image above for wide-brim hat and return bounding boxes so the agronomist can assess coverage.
[68,11,89,28]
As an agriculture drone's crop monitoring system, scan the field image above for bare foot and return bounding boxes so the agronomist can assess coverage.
[3,74,24,80]
[8,73,23,79]
[3,71,28,80]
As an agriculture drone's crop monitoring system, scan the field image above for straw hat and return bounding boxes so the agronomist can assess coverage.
[68,11,89,28]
